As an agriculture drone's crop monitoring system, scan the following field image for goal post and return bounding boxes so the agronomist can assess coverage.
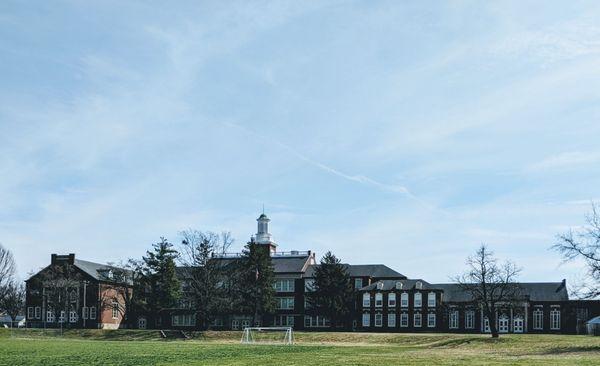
[240,327,294,345]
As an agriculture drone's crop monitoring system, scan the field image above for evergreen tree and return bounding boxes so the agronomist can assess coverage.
[141,237,180,327]
[236,241,276,325]
[308,251,354,329]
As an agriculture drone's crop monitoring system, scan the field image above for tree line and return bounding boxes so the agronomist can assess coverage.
[0,244,25,327]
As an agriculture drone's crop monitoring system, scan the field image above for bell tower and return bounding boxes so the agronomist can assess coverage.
[254,212,277,254]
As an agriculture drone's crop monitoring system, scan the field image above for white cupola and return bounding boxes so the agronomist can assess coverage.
[254,212,277,253]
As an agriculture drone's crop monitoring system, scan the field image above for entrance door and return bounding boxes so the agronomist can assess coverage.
[138,317,147,329]
[513,317,524,333]
[499,315,509,333]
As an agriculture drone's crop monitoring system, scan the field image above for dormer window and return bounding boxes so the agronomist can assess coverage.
[376,281,384,290]
[415,281,423,290]
[395,282,403,290]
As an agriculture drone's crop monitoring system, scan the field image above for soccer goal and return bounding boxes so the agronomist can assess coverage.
[240,327,294,345]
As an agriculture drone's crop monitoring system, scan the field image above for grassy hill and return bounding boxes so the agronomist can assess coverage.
[1,329,599,365]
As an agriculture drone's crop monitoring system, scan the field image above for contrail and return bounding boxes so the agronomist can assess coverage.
[220,120,432,208]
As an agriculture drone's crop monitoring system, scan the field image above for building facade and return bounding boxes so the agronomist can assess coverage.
[25,214,600,333]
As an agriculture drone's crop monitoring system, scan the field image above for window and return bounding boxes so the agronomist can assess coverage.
[388,293,396,307]
[363,293,371,307]
[232,319,240,330]
[90,306,96,320]
[304,316,330,327]
[498,315,509,333]
[533,308,543,330]
[388,313,396,327]
[362,313,370,327]
[465,310,474,329]
[35,306,41,319]
[82,307,89,320]
[415,281,423,289]
[112,302,119,319]
[375,293,383,307]
[275,279,295,292]
[354,278,363,289]
[414,292,422,307]
[241,319,251,328]
[172,314,195,327]
[483,317,490,333]
[427,292,436,307]
[449,310,459,329]
[69,311,78,323]
[212,317,224,327]
[550,308,561,330]
[276,297,295,310]
[27,307,34,319]
[400,313,408,327]
[274,315,295,326]
[304,297,312,310]
[46,310,55,323]
[304,279,315,292]
[59,311,65,323]
[375,313,383,327]
[400,293,408,307]
[414,313,422,327]
[427,313,436,328]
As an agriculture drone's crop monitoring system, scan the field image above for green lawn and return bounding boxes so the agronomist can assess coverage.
[1,329,599,365]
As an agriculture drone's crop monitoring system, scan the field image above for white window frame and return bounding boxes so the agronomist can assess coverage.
[27,307,34,319]
[232,319,240,330]
[400,292,408,307]
[513,316,524,333]
[388,293,396,307]
[414,313,422,327]
[387,313,396,327]
[400,313,408,327]
[275,279,295,292]
[362,313,370,327]
[69,310,78,323]
[354,278,363,289]
[375,293,383,307]
[46,310,55,323]
[82,307,89,320]
[427,292,436,307]
[374,313,383,327]
[465,310,475,329]
[35,306,41,319]
[59,311,65,323]
[533,308,543,330]
[449,310,459,329]
[89,306,96,320]
[112,302,119,319]
[427,313,436,328]
[550,308,561,330]
[276,297,295,310]
[363,293,371,307]
[414,292,422,308]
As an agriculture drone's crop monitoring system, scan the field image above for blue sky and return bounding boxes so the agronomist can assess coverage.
[2,1,600,286]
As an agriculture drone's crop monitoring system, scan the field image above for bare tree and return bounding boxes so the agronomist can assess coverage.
[0,244,16,300]
[178,230,233,329]
[34,262,82,333]
[1,281,25,328]
[452,244,521,338]
[553,202,600,298]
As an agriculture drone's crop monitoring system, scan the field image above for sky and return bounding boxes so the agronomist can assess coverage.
[1,1,600,288]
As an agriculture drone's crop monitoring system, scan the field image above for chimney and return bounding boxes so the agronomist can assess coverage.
[51,254,57,265]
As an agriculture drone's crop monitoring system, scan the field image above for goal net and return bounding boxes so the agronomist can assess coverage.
[240,327,294,345]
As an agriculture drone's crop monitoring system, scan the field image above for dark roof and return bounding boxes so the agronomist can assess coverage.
[176,254,313,278]
[304,264,406,279]
[359,279,435,291]
[433,282,569,302]
[73,259,132,284]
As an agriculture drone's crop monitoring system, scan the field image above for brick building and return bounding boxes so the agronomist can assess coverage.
[25,213,600,333]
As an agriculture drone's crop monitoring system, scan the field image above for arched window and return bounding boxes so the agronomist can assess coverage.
[375,293,383,307]
[362,293,371,307]
[388,293,396,307]
[400,292,409,307]
[427,292,436,307]
[414,292,422,307]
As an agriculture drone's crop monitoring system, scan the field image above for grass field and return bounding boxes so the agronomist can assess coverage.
[1,329,600,365]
